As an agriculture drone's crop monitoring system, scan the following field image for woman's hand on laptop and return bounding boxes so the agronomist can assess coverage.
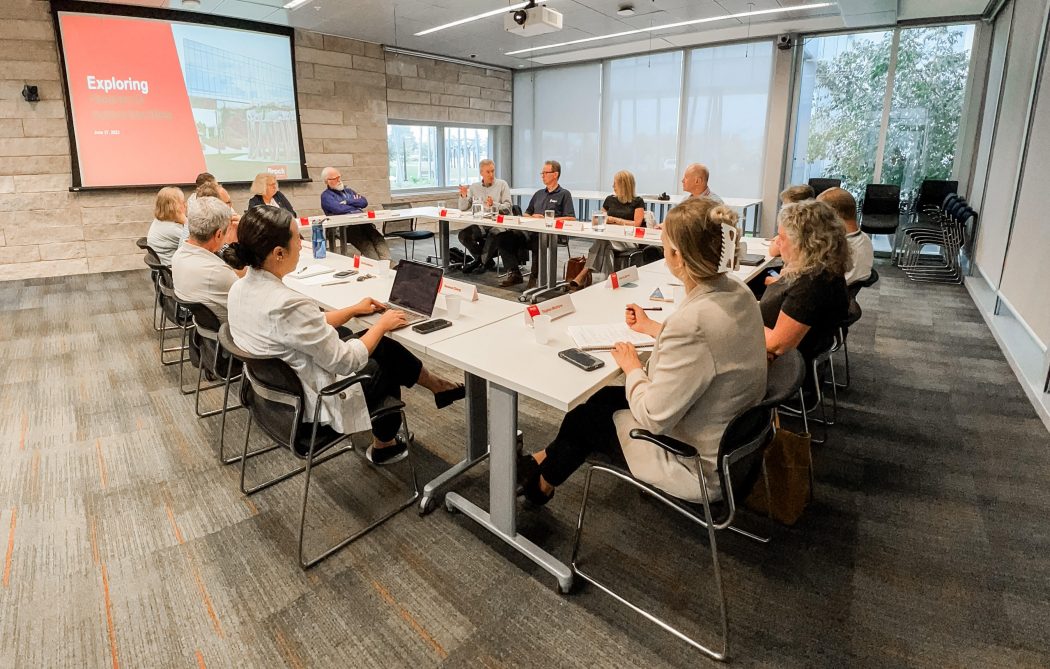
[376,309,408,333]
[351,297,386,317]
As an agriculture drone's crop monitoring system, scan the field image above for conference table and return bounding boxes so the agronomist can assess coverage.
[509,188,764,235]
[284,242,773,593]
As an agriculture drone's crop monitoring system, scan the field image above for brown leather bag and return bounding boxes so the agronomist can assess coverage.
[564,256,587,282]
[745,417,813,526]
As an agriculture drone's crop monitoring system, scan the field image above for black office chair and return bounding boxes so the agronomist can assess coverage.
[186,303,241,421]
[912,179,958,221]
[147,259,194,371]
[860,184,902,256]
[808,177,842,197]
[382,203,438,263]
[569,353,804,662]
[219,324,419,569]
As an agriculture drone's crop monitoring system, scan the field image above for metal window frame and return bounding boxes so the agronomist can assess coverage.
[388,120,500,194]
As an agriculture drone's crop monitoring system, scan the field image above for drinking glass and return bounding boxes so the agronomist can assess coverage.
[544,209,555,228]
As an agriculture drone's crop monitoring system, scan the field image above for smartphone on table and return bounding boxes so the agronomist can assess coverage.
[558,348,605,371]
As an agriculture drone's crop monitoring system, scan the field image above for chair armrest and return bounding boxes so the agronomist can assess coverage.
[318,373,372,397]
[629,429,698,458]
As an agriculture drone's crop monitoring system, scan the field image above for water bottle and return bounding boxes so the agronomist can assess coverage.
[471,197,483,218]
[311,218,326,259]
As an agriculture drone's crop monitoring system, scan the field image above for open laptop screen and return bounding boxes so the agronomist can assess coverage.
[387,260,443,316]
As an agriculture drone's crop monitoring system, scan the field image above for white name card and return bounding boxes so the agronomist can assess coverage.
[495,214,519,225]
[524,293,576,325]
[554,219,583,232]
[607,265,639,289]
[439,276,479,302]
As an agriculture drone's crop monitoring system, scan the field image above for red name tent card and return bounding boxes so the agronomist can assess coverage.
[607,265,639,289]
[496,214,504,223]
[633,227,646,238]
[367,211,376,219]
[440,209,448,216]
[440,276,479,301]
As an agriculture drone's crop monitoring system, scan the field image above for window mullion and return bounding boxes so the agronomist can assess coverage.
[873,29,901,184]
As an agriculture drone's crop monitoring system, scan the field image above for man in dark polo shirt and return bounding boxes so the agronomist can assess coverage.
[497,159,575,288]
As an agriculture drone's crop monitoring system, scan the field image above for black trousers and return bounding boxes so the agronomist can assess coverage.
[338,327,422,441]
[458,225,498,263]
[496,231,539,274]
[540,386,629,487]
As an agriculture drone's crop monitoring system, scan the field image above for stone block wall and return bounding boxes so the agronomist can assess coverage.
[0,0,512,281]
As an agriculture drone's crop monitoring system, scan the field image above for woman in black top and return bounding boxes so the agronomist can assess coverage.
[761,200,851,361]
[247,172,297,216]
[569,170,645,290]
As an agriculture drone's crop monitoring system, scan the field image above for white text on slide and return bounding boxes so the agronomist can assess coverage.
[86,76,150,95]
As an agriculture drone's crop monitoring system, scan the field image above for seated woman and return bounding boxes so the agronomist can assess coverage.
[569,170,645,290]
[520,198,768,505]
[247,172,297,216]
[761,200,851,363]
[224,207,464,465]
[146,186,188,265]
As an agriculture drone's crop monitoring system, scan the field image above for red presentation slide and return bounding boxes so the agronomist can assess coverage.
[60,14,206,187]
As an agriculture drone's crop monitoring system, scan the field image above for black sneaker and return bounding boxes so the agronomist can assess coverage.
[516,453,539,495]
[481,259,497,273]
[462,259,481,274]
[366,433,410,466]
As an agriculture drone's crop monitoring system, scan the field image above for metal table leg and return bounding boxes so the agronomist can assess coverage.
[521,233,550,303]
[439,218,451,270]
[420,371,490,514]
[444,382,574,593]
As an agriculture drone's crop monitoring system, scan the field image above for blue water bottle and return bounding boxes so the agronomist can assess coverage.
[311,218,326,259]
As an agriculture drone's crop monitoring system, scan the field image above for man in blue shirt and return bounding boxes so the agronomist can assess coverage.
[320,166,390,259]
[497,159,575,288]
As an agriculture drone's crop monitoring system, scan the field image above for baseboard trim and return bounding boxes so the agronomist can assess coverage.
[965,273,1050,433]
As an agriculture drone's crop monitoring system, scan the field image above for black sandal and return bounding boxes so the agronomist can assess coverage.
[434,384,466,409]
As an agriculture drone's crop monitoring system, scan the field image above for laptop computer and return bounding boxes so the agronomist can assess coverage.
[359,259,444,328]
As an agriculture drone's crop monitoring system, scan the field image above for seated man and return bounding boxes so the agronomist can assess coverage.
[171,196,242,322]
[319,166,390,260]
[457,158,512,274]
[817,187,873,287]
[497,159,575,288]
[682,163,722,204]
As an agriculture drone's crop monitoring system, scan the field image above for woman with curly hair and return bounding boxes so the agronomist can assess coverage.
[761,200,851,361]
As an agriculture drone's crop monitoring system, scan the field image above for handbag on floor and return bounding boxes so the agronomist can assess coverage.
[745,416,813,526]
[564,256,587,282]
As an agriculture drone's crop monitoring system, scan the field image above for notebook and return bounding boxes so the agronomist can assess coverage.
[566,323,656,351]
[291,264,335,280]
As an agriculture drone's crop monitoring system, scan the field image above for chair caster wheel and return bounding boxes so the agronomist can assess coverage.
[557,582,573,595]
[419,496,438,516]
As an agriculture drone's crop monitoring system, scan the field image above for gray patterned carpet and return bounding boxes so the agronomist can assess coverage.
[1,252,1048,668]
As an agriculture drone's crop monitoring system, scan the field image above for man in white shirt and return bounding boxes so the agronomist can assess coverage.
[171,195,241,322]
[817,187,874,285]
[456,158,512,274]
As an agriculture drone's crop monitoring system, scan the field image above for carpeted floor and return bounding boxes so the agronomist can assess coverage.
[0,250,1048,668]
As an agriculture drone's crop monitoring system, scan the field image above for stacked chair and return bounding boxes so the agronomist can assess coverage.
[898,190,975,284]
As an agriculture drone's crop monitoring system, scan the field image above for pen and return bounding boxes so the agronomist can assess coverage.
[641,307,662,311]
[321,279,353,287]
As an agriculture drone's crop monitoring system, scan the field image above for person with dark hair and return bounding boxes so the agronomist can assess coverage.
[517,198,767,506]
[223,207,464,464]
[496,159,575,289]
[816,187,873,286]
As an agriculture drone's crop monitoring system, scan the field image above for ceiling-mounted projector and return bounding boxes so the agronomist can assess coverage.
[505,3,563,37]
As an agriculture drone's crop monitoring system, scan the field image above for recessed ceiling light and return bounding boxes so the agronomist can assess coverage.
[617,5,635,17]
[181,0,201,7]
[283,0,312,9]
[415,2,531,36]
[505,2,835,56]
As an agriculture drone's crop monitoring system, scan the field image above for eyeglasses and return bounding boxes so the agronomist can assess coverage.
[325,176,341,182]
[540,170,555,175]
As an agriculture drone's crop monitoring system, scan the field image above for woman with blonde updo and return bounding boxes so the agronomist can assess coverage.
[518,197,768,506]
[146,186,188,265]
[761,200,851,362]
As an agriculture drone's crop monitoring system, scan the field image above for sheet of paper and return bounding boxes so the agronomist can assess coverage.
[566,323,656,351]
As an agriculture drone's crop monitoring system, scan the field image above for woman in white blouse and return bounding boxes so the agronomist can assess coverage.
[519,197,768,505]
[223,207,464,465]
[146,186,187,265]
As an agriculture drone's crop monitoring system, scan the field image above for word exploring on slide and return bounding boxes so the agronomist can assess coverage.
[57,11,305,187]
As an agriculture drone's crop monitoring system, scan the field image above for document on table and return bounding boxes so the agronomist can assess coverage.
[291,264,335,280]
[566,323,656,351]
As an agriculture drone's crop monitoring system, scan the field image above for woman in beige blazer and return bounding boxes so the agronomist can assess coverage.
[519,197,768,505]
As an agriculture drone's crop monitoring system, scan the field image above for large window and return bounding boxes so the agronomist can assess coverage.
[791,24,975,200]
[387,123,493,192]
[514,41,774,198]
[682,42,774,202]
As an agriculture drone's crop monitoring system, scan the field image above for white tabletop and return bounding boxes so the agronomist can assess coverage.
[426,271,679,412]
[426,207,665,246]
[510,188,761,210]
[283,252,522,353]
[639,237,773,284]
